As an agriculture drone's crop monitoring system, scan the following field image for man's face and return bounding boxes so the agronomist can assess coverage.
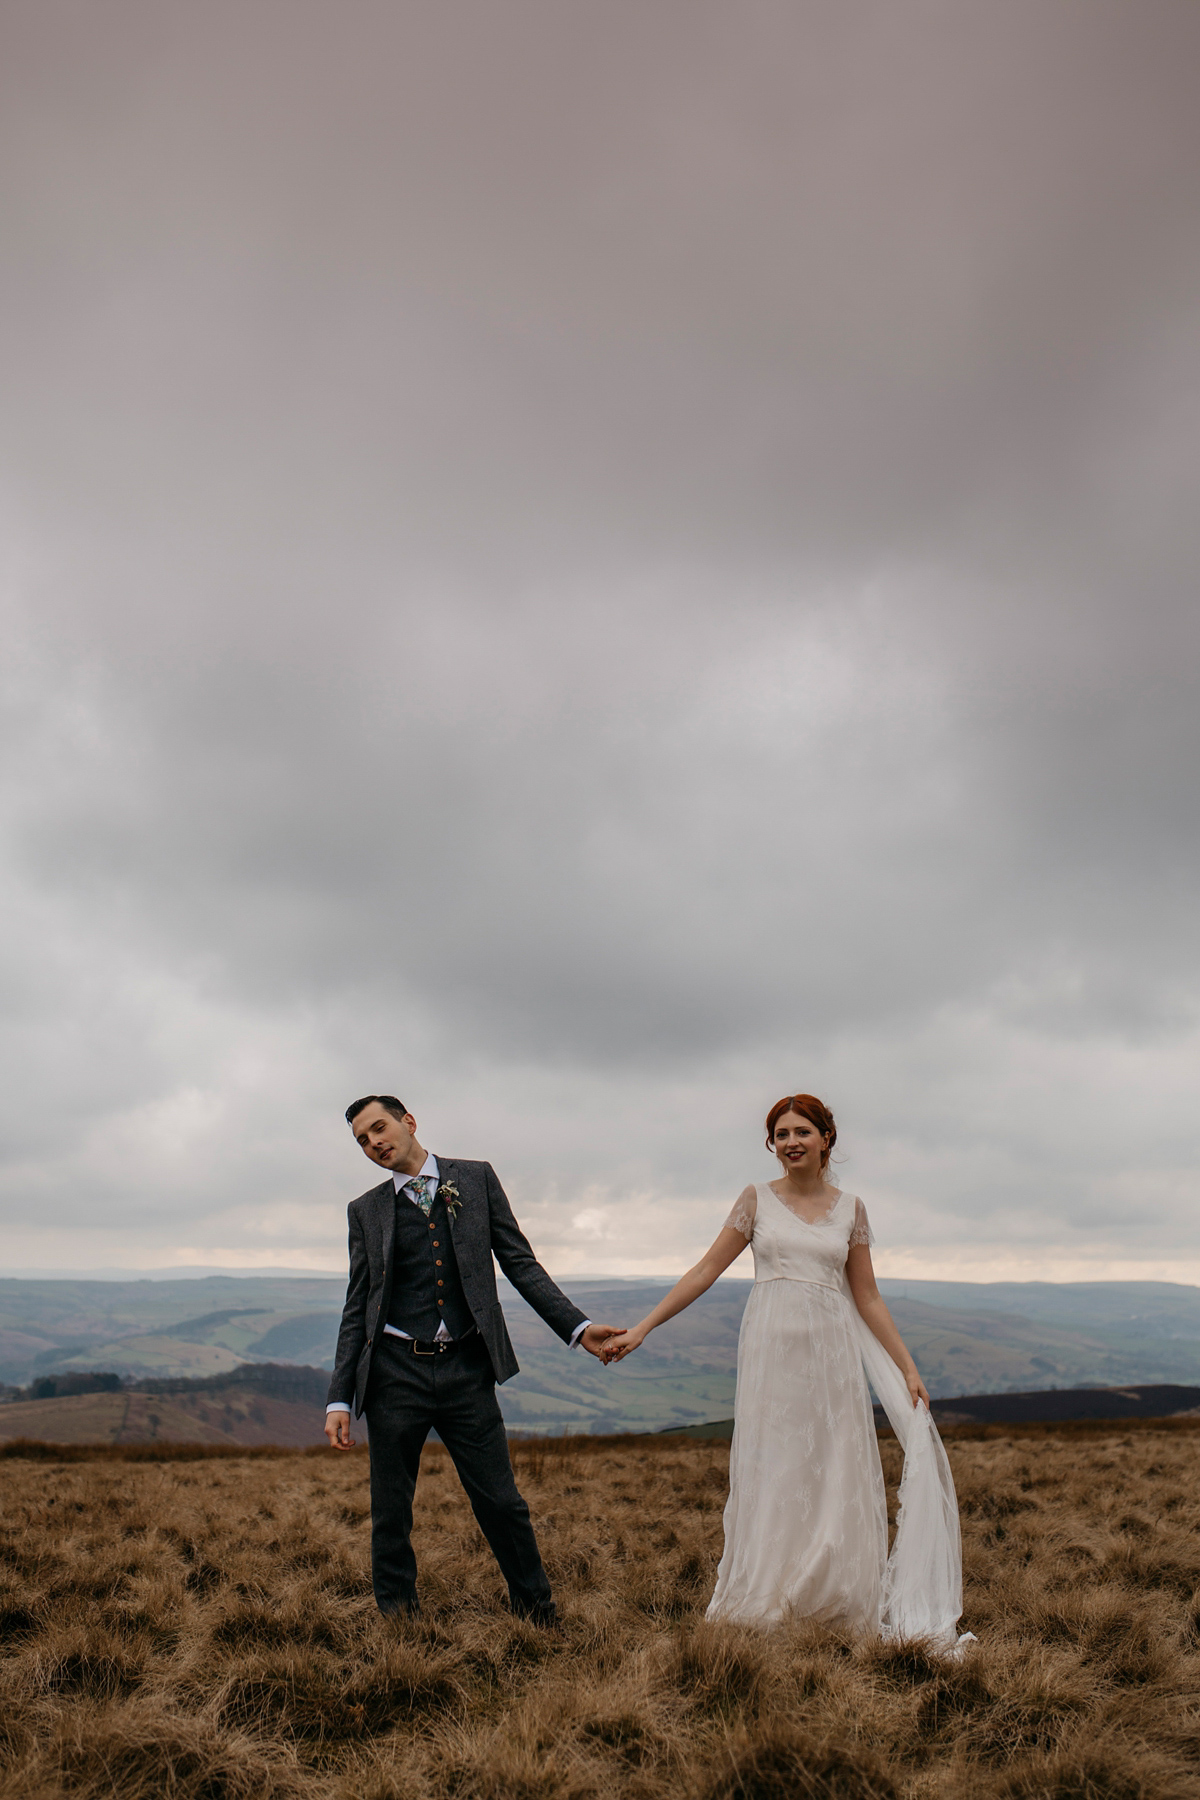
[350,1103,416,1171]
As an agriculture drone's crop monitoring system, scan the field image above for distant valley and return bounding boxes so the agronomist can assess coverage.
[495,1276,1200,1435]
[0,1275,348,1386]
[2,1273,1200,1439]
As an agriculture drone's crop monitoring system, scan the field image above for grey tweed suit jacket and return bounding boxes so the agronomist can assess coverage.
[326,1156,588,1416]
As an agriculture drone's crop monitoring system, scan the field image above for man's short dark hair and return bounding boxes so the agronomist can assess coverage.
[345,1094,408,1128]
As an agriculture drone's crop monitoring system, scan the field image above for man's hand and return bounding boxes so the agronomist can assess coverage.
[324,1411,357,1450]
[579,1322,623,1360]
[600,1326,645,1364]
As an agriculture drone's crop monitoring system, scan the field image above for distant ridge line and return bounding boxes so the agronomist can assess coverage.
[921,1381,1200,1427]
[0,1268,350,1282]
[657,1382,1200,1439]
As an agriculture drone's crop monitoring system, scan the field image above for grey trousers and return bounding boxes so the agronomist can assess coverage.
[363,1331,553,1617]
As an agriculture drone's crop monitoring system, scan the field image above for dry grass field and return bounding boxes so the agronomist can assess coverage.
[1,1426,1198,1800]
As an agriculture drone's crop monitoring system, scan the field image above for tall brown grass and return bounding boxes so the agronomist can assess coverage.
[1,1426,1197,1798]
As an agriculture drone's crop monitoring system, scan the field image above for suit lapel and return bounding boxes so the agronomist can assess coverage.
[435,1156,472,1253]
[375,1177,397,1284]
[436,1156,456,1242]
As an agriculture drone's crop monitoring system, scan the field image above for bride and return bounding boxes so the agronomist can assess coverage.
[603,1094,968,1645]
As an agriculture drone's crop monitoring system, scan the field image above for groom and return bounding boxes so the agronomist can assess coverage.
[325,1095,619,1622]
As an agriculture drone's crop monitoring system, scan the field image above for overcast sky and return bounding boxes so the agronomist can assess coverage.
[2,2,1198,1285]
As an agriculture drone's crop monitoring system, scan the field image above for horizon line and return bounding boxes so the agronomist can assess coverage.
[0,1266,1198,1293]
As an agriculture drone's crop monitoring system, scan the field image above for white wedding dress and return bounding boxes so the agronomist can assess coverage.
[706,1185,967,1647]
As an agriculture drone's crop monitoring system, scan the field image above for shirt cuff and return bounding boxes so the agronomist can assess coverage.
[326,1402,351,1413]
[568,1319,591,1349]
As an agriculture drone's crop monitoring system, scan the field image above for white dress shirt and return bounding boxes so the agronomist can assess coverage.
[327,1153,589,1413]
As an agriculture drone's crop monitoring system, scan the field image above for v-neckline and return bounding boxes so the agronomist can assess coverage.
[762,1182,844,1229]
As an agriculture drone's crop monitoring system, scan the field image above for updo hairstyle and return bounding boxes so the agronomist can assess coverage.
[765,1094,837,1169]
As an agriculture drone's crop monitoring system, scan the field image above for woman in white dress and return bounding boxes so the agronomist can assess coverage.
[603,1095,967,1645]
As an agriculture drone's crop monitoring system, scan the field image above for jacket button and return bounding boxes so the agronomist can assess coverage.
[437,1279,444,1286]
[438,1299,444,1306]
[367,1337,372,1345]
[435,1260,442,1267]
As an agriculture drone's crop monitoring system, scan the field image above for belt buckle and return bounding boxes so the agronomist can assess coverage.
[412,1341,436,1357]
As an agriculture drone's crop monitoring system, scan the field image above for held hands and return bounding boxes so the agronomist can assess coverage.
[324,1412,357,1450]
[600,1327,646,1365]
[579,1322,625,1359]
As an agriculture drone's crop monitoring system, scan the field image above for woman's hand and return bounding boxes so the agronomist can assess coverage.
[601,1327,646,1364]
[906,1369,931,1409]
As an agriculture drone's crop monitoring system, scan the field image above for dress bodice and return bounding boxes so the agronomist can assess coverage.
[734,1185,871,1290]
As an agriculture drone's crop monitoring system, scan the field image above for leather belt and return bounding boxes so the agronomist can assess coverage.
[407,1327,477,1357]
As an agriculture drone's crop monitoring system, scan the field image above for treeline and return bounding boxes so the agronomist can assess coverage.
[28,1372,123,1400]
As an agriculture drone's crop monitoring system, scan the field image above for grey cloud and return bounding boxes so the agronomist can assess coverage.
[1,2,1198,1271]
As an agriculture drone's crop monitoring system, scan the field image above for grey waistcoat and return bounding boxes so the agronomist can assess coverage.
[385,1193,474,1339]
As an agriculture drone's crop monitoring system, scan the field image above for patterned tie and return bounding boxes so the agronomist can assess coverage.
[404,1174,435,1215]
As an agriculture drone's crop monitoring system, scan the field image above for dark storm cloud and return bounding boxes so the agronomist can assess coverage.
[1,1,1198,1273]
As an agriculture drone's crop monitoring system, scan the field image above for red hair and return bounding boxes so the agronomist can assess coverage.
[765,1094,837,1167]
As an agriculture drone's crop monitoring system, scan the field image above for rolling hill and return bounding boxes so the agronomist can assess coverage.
[491,1277,1200,1434]
[0,1275,347,1385]
[0,1363,334,1449]
[3,1272,1200,1438]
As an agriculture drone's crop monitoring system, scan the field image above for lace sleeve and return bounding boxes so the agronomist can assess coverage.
[848,1197,874,1249]
[723,1185,758,1240]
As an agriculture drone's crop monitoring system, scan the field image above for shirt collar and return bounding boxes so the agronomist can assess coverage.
[393,1151,439,1194]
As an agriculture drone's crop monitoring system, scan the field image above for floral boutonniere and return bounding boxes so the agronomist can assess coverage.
[437,1180,462,1221]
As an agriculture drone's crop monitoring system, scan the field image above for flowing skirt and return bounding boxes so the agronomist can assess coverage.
[707,1277,888,1629]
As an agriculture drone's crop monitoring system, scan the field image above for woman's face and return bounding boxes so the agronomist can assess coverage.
[771,1110,830,1177]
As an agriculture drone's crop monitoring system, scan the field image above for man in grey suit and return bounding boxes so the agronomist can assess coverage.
[325,1095,620,1622]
